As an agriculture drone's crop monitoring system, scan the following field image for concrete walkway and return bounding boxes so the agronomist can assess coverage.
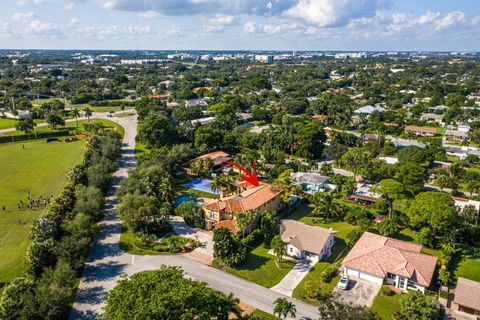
[270,261,314,296]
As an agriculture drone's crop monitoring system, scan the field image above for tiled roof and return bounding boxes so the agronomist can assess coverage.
[454,277,480,311]
[343,232,437,287]
[191,151,231,166]
[280,220,337,254]
[215,219,239,233]
[405,126,437,134]
[203,183,282,214]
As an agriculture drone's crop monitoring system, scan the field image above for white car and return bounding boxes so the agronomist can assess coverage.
[337,274,349,290]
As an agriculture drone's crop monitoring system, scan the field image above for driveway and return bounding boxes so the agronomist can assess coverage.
[169,216,214,265]
[271,261,314,296]
[331,277,381,307]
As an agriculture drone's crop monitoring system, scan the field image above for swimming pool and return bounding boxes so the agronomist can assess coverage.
[184,179,219,194]
[174,194,198,207]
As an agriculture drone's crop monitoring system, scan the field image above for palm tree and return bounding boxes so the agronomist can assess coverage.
[271,235,287,268]
[221,293,242,319]
[211,174,235,197]
[273,298,296,319]
[84,107,93,123]
[312,191,339,220]
[72,108,80,127]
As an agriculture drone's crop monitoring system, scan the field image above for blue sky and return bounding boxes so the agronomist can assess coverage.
[0,0,479,51]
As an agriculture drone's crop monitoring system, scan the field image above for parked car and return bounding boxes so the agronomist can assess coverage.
[338,274,349,290]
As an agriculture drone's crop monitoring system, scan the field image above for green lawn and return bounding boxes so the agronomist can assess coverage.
[251,309,276,319]
[292,261,341,305]
[292,226,349,305]
[115,112,135,118]
[226,245,295,288]
[0,118,18,130]
[371,288,402,320]
[454,248,480,282]
[0,139,86,282]
[32,99,125,113]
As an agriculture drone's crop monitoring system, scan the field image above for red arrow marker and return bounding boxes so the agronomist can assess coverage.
[226,161,260,187]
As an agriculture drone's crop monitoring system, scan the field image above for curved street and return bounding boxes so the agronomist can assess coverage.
[68,112,319,320]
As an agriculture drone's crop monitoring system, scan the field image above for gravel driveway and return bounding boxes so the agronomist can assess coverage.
[331,277,381,307]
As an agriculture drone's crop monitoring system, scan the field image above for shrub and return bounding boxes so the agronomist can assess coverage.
[344,207,373,226]
[320,265,338,283]
[241,228,262,246]
[380,286,395,296]
[345,228,363,247]
[416,227,434,248]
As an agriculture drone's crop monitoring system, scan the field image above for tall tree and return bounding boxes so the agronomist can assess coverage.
[271,235,287,268]
[71,108,80,127]
[104,266,242,320]
[83,107,93,123]
[273,298,296,320]
[16,118,36,134]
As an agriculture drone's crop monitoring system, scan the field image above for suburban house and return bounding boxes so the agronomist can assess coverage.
[444,144,480,160]
[452,277,480,316]
[202,183,283,231]
[188,151,232,174]
[349,183,382,206]
[289,172,337,194]
[405,125,437,137]
[342,232,437,292]
[444,125,470,141]
[1,109,31,119]
[452,196,480,218]
[191,116,215,126]
[420,113,444,124]
[354,105,386,115]
[280,220,337,262]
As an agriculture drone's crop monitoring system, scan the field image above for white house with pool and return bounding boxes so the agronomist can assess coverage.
[289,172,337,194]
[280,220,337,262]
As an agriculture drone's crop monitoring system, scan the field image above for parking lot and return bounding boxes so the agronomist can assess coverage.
[331,277,381,307]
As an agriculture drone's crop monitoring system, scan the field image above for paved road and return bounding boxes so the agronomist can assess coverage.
[69,113,319,320]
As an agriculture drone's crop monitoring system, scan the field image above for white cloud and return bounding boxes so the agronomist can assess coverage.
[244,21,257,33]
[64,2,75,10]
[16,0,29,6]
[433,11,465,30]
[263,21,298,34]
[286,0,384,27]
[12,11,37,21]
[204,14,236,32]
[139,10,162,19]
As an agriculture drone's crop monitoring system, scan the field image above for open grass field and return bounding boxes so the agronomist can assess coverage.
[0,138,86,283]
[32,98,126,112]
[226,245,295,288]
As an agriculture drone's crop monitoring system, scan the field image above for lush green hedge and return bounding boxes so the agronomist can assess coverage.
[0,130,71,144]
[0,132,122,319]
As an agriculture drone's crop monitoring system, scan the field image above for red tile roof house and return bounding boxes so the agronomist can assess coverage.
[186,151,232,175]
[202,183,283,231]
[452,277,480,316]
[342,232,438,293]
[280,220,338,263]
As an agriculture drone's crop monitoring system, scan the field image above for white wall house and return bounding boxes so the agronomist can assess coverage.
[342,232,438,293]
[280,220,337,262]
